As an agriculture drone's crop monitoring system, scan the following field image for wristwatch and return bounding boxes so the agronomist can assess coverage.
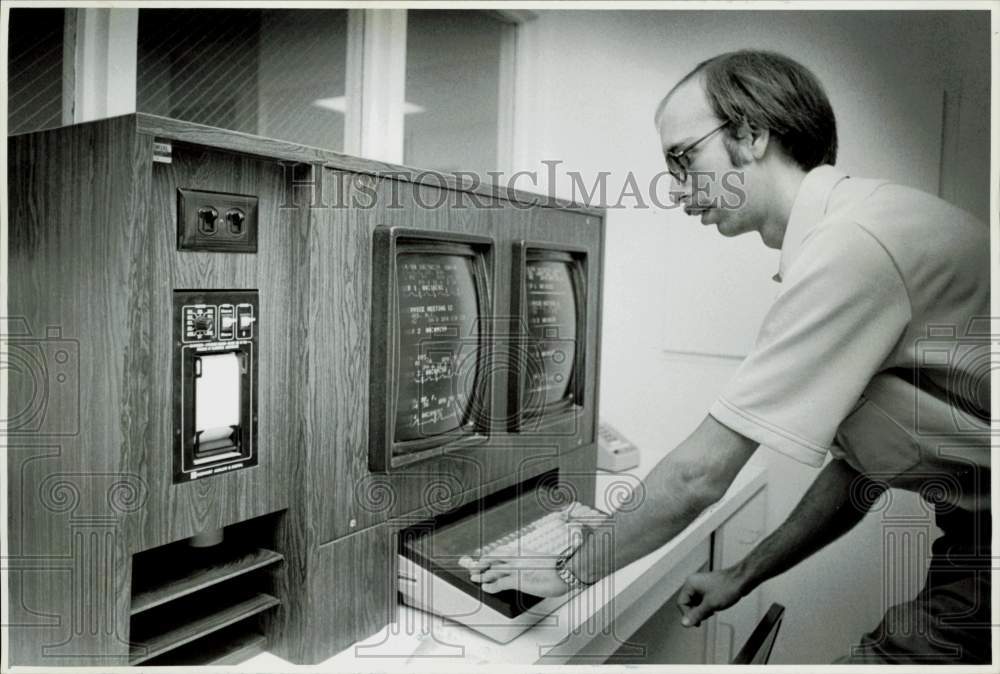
[555,553,592,590]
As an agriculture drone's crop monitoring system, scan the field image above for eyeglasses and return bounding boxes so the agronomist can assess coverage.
[665,121,730,183]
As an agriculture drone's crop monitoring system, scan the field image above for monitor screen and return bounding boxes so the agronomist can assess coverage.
[523,255,579,415]
[394,252,481,448]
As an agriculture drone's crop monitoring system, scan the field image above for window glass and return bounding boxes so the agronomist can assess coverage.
[404,11,508,176]
[8,8,65,135]
[137,9,349,151]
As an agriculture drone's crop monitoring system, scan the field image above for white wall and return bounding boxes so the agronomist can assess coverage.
[938,12,992,223]
[516,9,990,664]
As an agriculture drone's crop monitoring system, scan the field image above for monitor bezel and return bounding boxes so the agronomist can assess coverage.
[369,226,495,472]
[508,241,588,432]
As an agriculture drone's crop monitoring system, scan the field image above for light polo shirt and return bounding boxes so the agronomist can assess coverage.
[709,166,989,504]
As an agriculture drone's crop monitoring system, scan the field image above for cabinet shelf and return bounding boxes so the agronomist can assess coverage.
[131,545,283,615]
[143,624,268,666]
[128,513,286,666]
[129,591,279,665]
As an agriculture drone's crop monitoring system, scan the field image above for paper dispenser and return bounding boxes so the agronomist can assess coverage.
[194,351,242,460]
[173,290,259,482]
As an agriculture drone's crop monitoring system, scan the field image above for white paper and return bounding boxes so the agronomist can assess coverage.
[195,352,241,441]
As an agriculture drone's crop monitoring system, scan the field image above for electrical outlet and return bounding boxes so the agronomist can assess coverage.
[177,188,258,253]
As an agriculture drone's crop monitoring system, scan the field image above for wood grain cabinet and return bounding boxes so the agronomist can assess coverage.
[6,114,605,666]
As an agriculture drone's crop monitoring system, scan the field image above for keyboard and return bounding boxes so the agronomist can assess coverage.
[458,504,603,567]
[398,491,609,644]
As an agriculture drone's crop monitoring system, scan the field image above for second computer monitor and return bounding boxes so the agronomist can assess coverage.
[509,242,588,431]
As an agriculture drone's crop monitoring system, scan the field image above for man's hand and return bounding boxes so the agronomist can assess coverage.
[677,567,745,627]
[674,459,879,630]
[466,552,571,597]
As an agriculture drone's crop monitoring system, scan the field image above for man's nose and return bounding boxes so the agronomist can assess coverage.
[668,174,690,205]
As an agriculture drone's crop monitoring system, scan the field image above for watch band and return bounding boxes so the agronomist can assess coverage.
[555,553,592,590]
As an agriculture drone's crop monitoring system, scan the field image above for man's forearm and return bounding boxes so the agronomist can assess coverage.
[571,463,710,584]
[569,416,758,584]
[730,458,882,595]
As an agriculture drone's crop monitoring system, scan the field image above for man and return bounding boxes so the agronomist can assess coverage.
[468,50,990,664]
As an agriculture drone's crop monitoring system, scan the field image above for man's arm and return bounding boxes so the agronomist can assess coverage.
[570,415,758,583]
[471,415,757,595]
[677,457,885,626]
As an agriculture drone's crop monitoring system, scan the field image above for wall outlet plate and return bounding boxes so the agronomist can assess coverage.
[177,188,258,253]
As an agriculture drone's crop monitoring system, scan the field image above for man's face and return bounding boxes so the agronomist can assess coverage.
[656,78,761,238]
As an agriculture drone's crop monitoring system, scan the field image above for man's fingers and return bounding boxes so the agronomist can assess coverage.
[478,555,511,568]
[468,555,511,573]
[681,603,713,628]
[469,557,513,583]
[678,579,710,627]
[466,558,491,573]
[472,567,512,584]
[677,583,701,611]
[481,576,514,594]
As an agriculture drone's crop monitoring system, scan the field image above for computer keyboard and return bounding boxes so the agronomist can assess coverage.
[458,503,604,569]
[398,492,610,644]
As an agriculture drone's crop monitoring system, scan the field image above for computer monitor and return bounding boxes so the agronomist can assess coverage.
[369,227,494,471]
[509,242,587,431]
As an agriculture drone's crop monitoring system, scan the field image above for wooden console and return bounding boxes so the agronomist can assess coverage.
[6,114,605,665]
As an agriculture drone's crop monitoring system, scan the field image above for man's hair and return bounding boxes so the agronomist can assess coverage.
[658,50,838,170]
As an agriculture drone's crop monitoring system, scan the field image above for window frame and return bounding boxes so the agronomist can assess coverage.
[56,7,531,174]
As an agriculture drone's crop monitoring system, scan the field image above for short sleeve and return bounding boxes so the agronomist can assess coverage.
[709,222,911,467]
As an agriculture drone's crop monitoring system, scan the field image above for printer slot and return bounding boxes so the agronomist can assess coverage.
[173,291,259,483]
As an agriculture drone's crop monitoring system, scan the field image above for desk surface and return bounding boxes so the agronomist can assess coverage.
[245,464,767,668]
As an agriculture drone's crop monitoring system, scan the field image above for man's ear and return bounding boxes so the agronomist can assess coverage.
[750,126,770,160]
[735,121,770,161]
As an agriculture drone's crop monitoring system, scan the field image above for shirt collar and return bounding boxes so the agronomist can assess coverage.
[774,165,849,283]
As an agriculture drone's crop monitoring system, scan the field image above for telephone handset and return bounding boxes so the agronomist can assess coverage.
[597,421,640,472]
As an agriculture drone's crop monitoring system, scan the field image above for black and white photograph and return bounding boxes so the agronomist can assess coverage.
[1,1,994,669]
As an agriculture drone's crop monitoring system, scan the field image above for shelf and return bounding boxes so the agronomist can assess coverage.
[129,592,279,665]
[131,546,283,615]
[143,624,268,666]
[128,514,286,666]
[206,631,268,665]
